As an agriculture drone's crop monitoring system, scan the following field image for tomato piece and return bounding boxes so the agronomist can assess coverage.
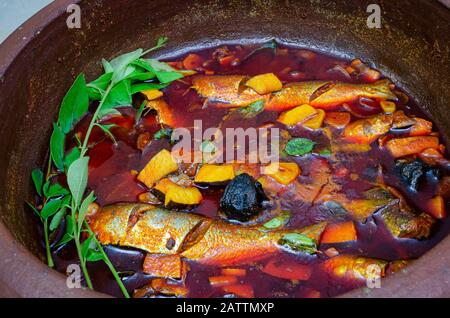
[209,275,238,287]
[262,258,312,281]
[324,111,351,129]
[221,268,247,277]
[222,284,255,298]
[182,54,203,70]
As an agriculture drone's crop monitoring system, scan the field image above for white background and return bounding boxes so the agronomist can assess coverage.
[0,0,52,44]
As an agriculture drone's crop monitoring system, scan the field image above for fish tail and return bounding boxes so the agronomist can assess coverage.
[367,79,398,101]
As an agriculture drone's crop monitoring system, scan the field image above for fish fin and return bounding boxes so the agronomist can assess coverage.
[124,204,155,237]
[309,82,336,103]
[177,219,213,253]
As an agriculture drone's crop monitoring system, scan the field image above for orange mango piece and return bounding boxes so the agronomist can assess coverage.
[304,109,325,129]
[380,101,396,114]
[194,164,235,184]
[164,184,203,207]
[138,149,179,187]
[263,162,301,185]
[142,89,163,100]
[245,73,282,94]
[277,104,318,127]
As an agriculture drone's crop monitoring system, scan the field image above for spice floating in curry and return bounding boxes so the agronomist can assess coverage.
[30,41,450,298]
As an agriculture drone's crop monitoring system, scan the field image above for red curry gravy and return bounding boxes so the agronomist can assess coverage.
[50,43,450,298]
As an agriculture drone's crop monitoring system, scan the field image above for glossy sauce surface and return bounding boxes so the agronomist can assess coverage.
[51,43,450,298]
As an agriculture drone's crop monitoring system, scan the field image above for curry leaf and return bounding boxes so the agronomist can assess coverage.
[131,82,168,95]
[64,147,81,171]
[279,233,317,254]
[263,211,291,229]
[125,69,155,81]
[87,72,113,100]
[317,148,332,156]
[31,169,44,196]
[86,250,104,262]
[238,99,265,118]
[94,123,117,144]
[102,59,113,73]
[67,156,89,208]
[77,191,96,232]
[43,182,70,199]
[242,40,277,62]
[285,138,315,156]
[99,108,122,118]
[101,80,132,112]
[132,58,153,72]
[135,101,147,125]
[56,215,74,247]
[57,74,89,134]
[109,49,143,83]
[81,236,95,259]
[81,235,104,262]
[49,207,66,231]
[145,59,183,83]
[41,198,64,219]
[50,124,66,171]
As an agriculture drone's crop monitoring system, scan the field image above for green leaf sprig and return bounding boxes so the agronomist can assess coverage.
[29,163,71,268]
[238,99,265,118]
[285,137,316,156]
[29,37,182,298]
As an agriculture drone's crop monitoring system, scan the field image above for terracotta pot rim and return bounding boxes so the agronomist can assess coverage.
[0,0,449,298]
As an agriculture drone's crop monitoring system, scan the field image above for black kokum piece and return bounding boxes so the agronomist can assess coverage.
[219,173,268,221]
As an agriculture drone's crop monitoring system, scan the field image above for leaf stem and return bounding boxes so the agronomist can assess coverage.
[71,204,93,290]
[141,38,167,56]
[42,154,55,267]
[75,81,127,295]
[73,231,93,290]
[80,83,113,157]
[43,218,54,267]
[84,221,130,298]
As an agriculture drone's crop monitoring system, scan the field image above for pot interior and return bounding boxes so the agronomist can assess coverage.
[0,0,449,297]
